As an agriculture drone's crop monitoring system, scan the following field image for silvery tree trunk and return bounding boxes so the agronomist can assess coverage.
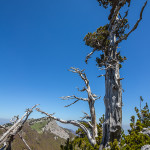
[102,19,122,147]
[0,105,38,150]
[84,1,147,149]
[89,99,97,139]
[102,64,122,146]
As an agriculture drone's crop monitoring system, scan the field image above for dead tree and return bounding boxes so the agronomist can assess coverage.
[83,0,148,148]
[0,104,38,150]
[36,67,100,146]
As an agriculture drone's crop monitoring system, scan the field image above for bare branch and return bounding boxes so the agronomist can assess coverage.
[36,108,96,146]
[77,87,87,92]
[61,95,88,107]
[69,67,89,86]
[81,111,91,120]
[113,10,129,35]
[109,0,127,26]
[61,67,96,107]
[10,115,19,124]
[0,104,38,147]
[61,95,88,101]
[78,120,93,129]
[85,48,97,64]
[116,0,148,44]
[0,125,7,131]
[99,64,114,70]
[0,125,32,150]
[18,133,32,150]
[122,10,129,20]
[69,67,93,98]
[61,67,99,140]
[94,96,101,101]
[64,99,80,107]
[97,74,105,78]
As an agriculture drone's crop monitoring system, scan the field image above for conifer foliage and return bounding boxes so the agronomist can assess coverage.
[61,97,150,150]
[60,115,104,150]
[119,99,150,150]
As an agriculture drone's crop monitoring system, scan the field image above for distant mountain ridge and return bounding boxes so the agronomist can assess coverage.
[28,117,71,140]
[0,117,75,150]
[0,118,9,125]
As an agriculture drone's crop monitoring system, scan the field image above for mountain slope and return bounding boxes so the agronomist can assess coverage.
[0,117,75,150]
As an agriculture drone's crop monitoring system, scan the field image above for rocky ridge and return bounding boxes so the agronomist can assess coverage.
[28,117,72,140]
[0,117,75,150]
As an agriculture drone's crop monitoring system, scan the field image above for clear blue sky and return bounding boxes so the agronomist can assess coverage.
[0,0,150,129]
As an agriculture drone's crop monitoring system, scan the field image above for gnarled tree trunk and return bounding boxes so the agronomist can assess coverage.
[102,20,122,147]
[84,1,147,149]
[89,99,98,139]
[102,65,122,146]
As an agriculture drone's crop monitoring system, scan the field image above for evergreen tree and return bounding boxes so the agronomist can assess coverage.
[84,0,148,148]
[38,0,148,148]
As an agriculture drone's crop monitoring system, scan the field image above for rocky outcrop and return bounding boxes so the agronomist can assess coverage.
[28,117,51,125]
[140,128,150,137]
[140,128,150,150]
[43,119,69,140]
[141,145,150,150]
[28,117,70,140]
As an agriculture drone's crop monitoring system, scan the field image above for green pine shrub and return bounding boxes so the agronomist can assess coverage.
[61,97,150,150]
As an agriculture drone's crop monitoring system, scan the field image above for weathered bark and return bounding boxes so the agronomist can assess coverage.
[89,98,97,139]
[64,67,99,142]
[85,1,147,149]
[101,15,122,147]
[102,65,122,146]
[0,105,38,150]
[18,133,32,150]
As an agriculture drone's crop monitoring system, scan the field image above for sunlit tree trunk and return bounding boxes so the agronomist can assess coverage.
[101,17,122,147]
[102,64,122,146]
[89,99,97,139]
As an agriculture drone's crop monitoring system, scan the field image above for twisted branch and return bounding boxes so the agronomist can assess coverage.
[59,67,100,141]
[116,0,148,44]
[18,133,31,150]
[0,104,38,149]
[81,112,91,120]
[61,95,88,107]
[85,48,97,64]
[61,67,100,107]
[36,108,96,146]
